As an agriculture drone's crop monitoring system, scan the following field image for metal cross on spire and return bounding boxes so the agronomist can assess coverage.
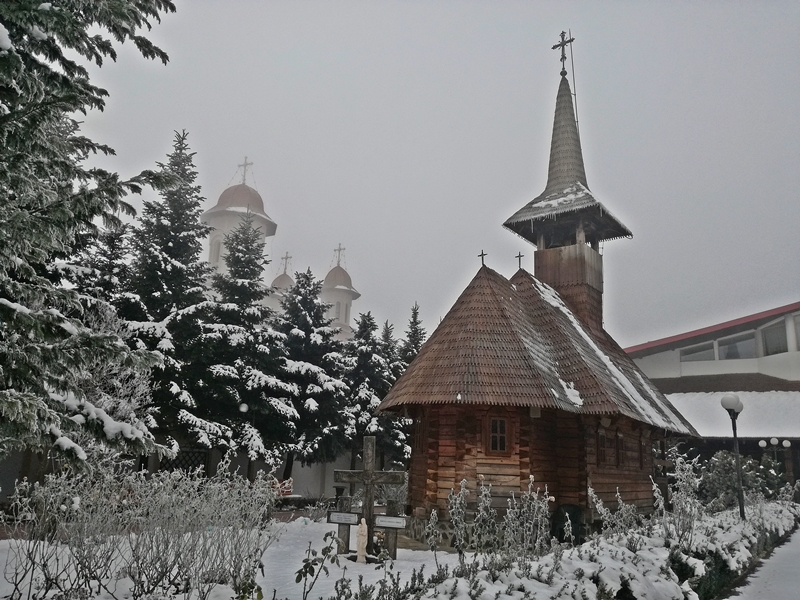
[238,156,253,184]
[552,31,575,76]
[334,243,345,266]
[479,249,487,266]
[280,252,291,274]
[516,252,525,269]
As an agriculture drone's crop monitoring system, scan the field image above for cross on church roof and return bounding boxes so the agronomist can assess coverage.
[479,249,487,266]
[334,243,345,266]
[281,252,291,274]
[238,156,253,185]
[552,31,575,76]
[516,252,525,269]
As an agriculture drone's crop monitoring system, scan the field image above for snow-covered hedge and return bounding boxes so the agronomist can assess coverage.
[2,460,282,600]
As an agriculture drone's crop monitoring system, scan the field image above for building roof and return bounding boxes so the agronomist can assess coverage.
[650,374,800,394]
[378,266,695,435]
[625,301,800,358]
[503,75,631,247]
[668,391,800,439]
[202,183,277,227]
[322,265,360,299]
[271,272,295,291]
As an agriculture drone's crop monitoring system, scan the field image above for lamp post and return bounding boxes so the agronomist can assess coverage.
[758,438,791,463]
[721,393,746,520]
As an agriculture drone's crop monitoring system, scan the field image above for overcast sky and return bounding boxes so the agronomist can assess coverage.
[82,0,799,348]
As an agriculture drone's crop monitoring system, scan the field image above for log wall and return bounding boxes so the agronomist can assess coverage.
[408,405,658,522]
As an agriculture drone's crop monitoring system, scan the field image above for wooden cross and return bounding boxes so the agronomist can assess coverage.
[516,251,525,269]
[478,249,487,266]
[551,31,575,75]
[238,156,253,184]
[334,436,405,556]
[334,243,345,266]
[280,252,291,274]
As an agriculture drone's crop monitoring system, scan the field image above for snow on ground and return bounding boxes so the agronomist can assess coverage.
[732,528,800,600]
[0,503,796,600]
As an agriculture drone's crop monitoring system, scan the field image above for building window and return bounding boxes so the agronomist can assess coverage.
[345,304,350,324]
[679,342,715,362]
[597,430,607,465]
[616,433,625,467]
[490,418,507,452]
[718,332,756,360]
[335,301,341,320]
[762,322,788,356]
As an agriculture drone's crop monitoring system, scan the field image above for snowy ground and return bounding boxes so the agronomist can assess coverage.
[1,504,797,600]
[731,528,800,600]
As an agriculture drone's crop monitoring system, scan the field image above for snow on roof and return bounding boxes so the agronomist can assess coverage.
[667,391,800,438]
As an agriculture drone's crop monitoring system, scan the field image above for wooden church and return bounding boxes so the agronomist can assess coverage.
[377,35,696,532]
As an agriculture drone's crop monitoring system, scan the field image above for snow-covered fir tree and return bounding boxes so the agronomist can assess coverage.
[122,131,225,453]
[197,212,296,465]
[342,312,410,470]
[0,1,174,462]
[275,269,348,478]
[400,302,427,365]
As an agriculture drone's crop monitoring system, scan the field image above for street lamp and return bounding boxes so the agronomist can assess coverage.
[758,438,791,462]
[721,393,746,520]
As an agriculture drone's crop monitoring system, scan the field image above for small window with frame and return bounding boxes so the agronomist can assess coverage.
[597,430,607,465]
[489,418,508,453]
[616,433,625,467]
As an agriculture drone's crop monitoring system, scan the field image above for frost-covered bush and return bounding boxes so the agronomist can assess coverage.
[517,475,553,559]
[471,475,498,554]
[3,460,281,600]
[699,450,786,510]
[447,479,469,561]
[658,449,702,551]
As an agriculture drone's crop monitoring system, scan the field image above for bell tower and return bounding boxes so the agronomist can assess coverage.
[504,32,631,333]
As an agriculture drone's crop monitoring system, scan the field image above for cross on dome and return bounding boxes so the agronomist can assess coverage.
[238,156,253,185]
[551,31,575,76]
[334,243,345,266]
[280,252,291,274]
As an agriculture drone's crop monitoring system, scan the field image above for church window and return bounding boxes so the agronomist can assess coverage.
[616,433,625,467]
[335,301,341,320]
[345,304,350,324]
[718,332,756,360]
[597,431,607,465]
[679,342,714,362]
[211,239,221,265]
[489,418,507,453]
[762,322,788,356]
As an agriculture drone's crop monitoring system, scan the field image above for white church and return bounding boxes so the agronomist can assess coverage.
[199,166,360,495]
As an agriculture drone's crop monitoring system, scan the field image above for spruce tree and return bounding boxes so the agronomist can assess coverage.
[342,313,409,471]
[196,212,295,465]
[123,131,223,452]
[274,269,348,478]
[0,1,174,462]
[400,302,427,364]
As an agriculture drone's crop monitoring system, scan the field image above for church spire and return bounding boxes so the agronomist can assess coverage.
[542,74,588,197]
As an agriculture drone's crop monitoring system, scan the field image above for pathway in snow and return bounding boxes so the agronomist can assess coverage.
[732,529,800,599]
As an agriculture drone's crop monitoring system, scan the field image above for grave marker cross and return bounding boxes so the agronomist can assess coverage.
[334,436,405,556]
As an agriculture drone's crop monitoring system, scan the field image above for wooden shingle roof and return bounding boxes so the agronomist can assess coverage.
[378,266,696,436]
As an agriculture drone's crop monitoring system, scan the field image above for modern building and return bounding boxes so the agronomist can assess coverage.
[627,302,800,482]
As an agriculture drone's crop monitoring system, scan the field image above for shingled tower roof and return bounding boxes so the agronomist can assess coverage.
[378,266,695,436]
[503,73,631,247]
